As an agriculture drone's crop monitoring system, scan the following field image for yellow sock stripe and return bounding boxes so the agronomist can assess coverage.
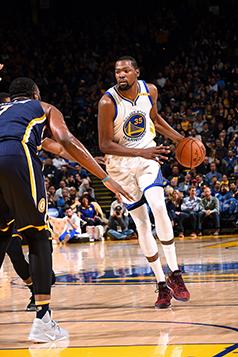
[21,142,37,206]
[18,224,48,232]
[35,300,50,306]
[12,233,23,239]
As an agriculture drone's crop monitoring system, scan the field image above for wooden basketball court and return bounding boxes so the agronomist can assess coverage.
[0,235,238,356]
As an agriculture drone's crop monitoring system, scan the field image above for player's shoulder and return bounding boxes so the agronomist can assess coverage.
[146,83,158,94]
[98,92,115,107]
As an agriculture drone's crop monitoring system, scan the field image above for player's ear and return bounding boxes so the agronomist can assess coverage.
[136,68,140,77]
[33,91,41,100]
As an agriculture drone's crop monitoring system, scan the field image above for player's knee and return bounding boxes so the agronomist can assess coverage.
[137,216,150,228]
[152,204,170,223]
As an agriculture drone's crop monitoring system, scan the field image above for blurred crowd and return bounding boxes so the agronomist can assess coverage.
[1,5,238,239]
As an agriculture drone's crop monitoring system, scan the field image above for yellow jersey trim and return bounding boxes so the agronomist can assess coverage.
[22,114,46,144]
[18,224,48,232]
[21,114,46,205]
[21,142,37,206]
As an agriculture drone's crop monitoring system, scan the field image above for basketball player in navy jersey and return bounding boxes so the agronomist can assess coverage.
[0,77,133,342]
[98,56,190,309]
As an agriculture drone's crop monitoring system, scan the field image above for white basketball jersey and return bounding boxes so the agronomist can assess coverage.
[105,80,156,149]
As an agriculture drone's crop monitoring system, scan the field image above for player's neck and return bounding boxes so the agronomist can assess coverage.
[117,82,139,101]
[12,96,30,101]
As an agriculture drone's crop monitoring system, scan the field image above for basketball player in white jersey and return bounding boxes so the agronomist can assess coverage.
[98,56,190,308]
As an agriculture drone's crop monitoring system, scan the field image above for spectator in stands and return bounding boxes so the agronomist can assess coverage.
[43,158,60,187]
[166,189,188,239]
[58,206,82,243]
[52,155,68,170]
[193,114,205,134]
[195,174,205,193]
[47,185,58,218]
[190,178,203,197]
[178,173,191,196]
[222,150,237,176]
[215,139,228,163]
[56,188,71,218]
[77,196,103,231]
[168,164,184,184]
[81,191,107,226]
[44,177,51,191]
[107,204,135,240]
[68,186,80,211]
[169,176,179,191]
[181,187,202,239]
[205,162,222,185]
[211,180,221,197]
[201,122,214,144]
[55,180,67,201]
[67,162,89,179]
[65,174,77,189]
[198,187,220,236]
[78,177,92,197]
[197,156,211,176]
[229,182,238,199]
[189,128,202,141]
[110,198,128,217]
[217,184,238,218]
[221,174,229,187]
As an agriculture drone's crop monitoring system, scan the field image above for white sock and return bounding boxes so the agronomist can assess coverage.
[162,243,179,272]
[149,257,166,283]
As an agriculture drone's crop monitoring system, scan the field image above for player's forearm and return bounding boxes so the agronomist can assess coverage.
[100,140,145,157]
[60,135,109,180]
[155,114,184,143]
[42,138,74,161]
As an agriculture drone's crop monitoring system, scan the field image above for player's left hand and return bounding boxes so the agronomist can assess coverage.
[154,144,171,164]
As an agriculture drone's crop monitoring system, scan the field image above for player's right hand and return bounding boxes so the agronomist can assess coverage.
[103,177,134,201]
[141,145,170,164]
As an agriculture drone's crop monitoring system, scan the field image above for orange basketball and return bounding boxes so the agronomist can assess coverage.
[175,137,206,168]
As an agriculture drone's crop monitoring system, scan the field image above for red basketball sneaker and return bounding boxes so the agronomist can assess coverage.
[155,282,173,309]
[167,270,190,302]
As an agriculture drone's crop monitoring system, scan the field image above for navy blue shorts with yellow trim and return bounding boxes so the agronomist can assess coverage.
[0,141,47,232]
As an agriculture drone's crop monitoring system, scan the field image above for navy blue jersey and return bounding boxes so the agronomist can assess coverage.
[0,99,49,232]
[0,99,46,153]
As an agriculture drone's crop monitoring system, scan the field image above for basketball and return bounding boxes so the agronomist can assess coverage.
[175,137,206,168]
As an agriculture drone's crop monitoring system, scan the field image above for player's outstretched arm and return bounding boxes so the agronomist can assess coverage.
[42,137,75,161]
[42,138,106,166]
[41,102,133,201]
[148,83,184,143]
